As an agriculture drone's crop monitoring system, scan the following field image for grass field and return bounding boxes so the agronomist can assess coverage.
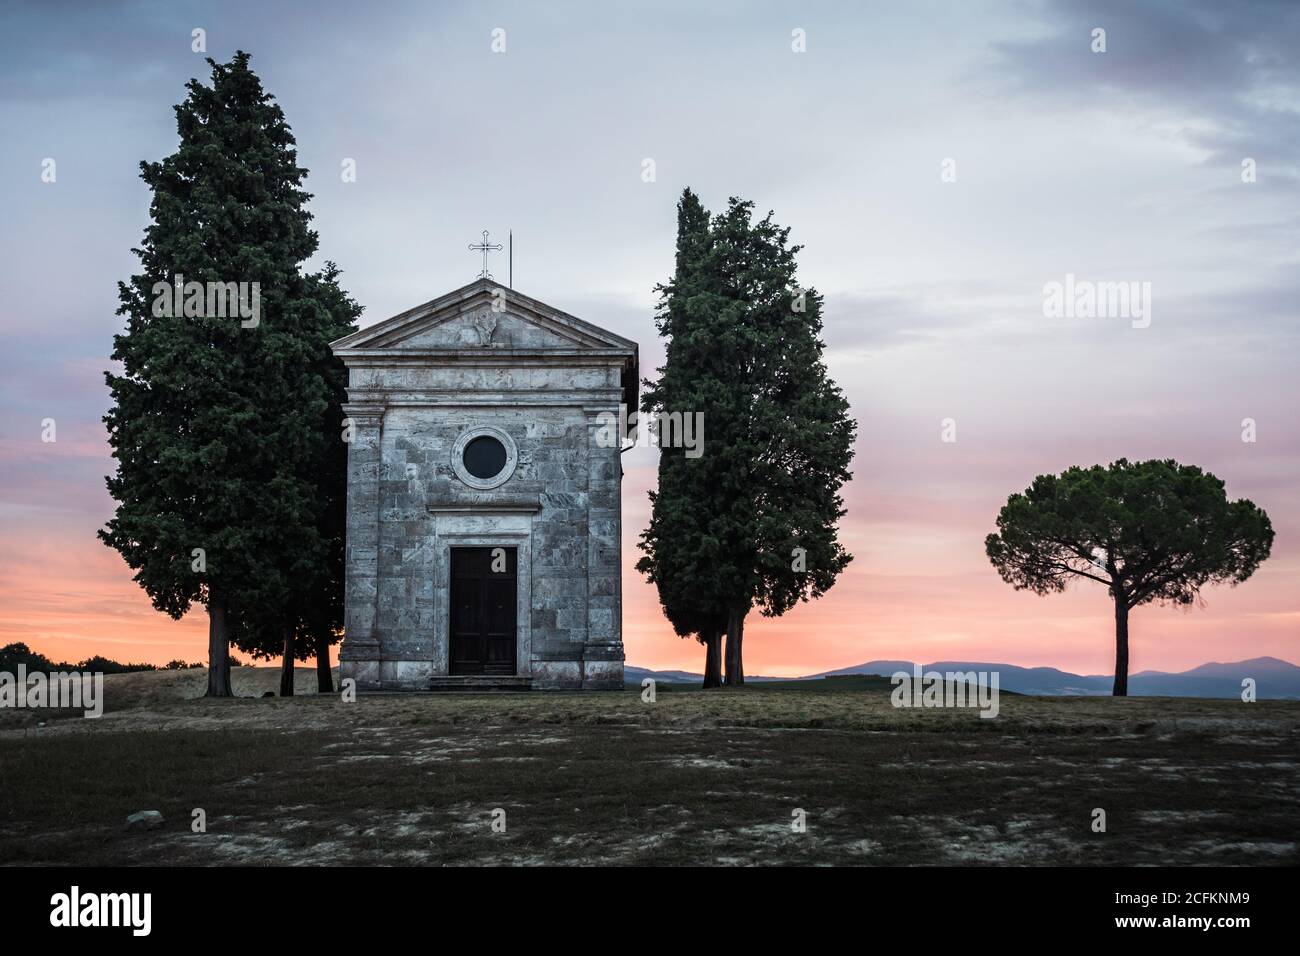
[1,668,1297,866]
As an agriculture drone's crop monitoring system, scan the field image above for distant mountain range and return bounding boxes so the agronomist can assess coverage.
[625,656,1300,699]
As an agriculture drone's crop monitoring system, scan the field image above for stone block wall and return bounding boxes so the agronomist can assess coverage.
[338,377,626,690]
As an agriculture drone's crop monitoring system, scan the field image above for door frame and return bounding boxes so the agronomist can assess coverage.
[429,515,533,679]
[449,545,518,675]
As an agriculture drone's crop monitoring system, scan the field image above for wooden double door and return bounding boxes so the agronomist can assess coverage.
[449,547,517,675]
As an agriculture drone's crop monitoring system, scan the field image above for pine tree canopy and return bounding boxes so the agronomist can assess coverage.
[986,459,1273,609]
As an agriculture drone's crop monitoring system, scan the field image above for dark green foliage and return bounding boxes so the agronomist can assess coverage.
[99,52,359,695]
[638,189,856,685]
[74,655,154,675]
[637,191,726,666]
[0,643,158,674]
[0,643,56,672]
[986,459,1273,695]
[226,261,361,688]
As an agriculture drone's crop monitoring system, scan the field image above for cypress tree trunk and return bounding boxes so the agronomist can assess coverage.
[724,609,746,686]
[206,597,233,698]
[315,633,334,693]
[1112,600,1129,697]
[279,628,296,697]
[702,629,722,688]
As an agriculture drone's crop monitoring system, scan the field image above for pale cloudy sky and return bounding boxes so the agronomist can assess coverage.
[1,0,1297,675]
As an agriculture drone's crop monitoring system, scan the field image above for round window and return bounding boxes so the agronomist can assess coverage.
[462,435,507,480]
[451,426,518,490]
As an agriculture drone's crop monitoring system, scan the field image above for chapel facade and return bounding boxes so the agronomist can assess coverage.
[330,278,637,690]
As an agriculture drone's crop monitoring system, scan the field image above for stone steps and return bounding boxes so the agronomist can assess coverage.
[425,676,533,693]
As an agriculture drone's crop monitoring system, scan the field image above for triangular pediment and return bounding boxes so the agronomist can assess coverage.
[331,279,637,354]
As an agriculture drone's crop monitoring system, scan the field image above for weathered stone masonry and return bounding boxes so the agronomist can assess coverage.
[330,279,637,690]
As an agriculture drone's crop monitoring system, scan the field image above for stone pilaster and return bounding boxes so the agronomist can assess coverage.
[583,408,625,688]
[339,402,384,686]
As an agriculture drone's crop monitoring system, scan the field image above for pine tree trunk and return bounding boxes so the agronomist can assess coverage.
[724,609,746,686]
[1112,600,1130,697]
[315,633,334,693]
[702,629,722,688]
[205,597,233,698]
[279,628,296,697]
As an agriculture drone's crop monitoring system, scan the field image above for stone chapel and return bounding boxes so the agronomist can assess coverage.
[330,277,637,691]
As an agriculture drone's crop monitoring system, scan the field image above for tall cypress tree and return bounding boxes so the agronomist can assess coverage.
[639,190,856,685]
[101,52,358,696]
[638,190,730,686]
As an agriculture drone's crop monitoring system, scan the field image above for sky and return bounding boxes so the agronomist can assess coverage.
[1,0,1298,677]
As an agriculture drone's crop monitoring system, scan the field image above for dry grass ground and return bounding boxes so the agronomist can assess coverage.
[1,668,1296,866]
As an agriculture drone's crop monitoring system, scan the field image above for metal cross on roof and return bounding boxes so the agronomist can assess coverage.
[468,230,503,279]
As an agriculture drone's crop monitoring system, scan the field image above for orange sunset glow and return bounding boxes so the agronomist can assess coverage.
[3,398,1297,678]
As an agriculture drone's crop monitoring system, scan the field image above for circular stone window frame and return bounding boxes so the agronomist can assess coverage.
[451,425,518,490]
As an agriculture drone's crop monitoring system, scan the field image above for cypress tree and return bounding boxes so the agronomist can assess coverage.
[639,190,856,685]
[638,190,731,686]
[101,52,358,696]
